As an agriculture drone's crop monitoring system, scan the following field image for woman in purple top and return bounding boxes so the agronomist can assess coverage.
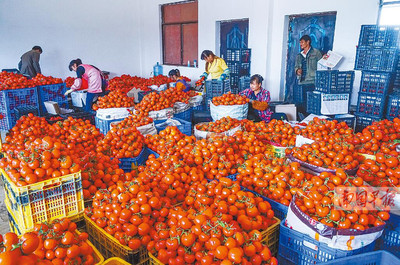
[239,74,272,122]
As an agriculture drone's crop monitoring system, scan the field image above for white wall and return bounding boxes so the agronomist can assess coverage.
[0,0,380,102]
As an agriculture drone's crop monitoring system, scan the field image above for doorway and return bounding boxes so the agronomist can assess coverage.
[284,12,337,102]
[218,19,249,59]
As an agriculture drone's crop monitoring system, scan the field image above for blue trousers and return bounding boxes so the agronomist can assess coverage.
[84,92,103,112]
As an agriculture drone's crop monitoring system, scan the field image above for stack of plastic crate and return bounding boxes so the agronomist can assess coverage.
[225,48,251,93]
[306,70,354,125]
[354,25,400,131]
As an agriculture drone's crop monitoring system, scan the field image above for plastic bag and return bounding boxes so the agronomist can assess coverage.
[285,196,383,250]
[96,107,135,120]
[71,91,87,107]
[174,102,190,114]
[210,101,248,121]
[194,122,241,139]
[189,95,204,107]
[148,108,174,120]
[287,154,358,176]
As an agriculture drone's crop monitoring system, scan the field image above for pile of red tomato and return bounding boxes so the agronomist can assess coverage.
[31,74,63,86]
[0,71,36,90]
[195,116,241,134]
[92,90,135,110]
[0,218,95,265]
[212,92,249,106]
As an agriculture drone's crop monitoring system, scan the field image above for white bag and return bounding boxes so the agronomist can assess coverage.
[150,84,167,91]
[174,102,190,114]
[194,123,241,139]
[148,108,174,120]
[96,107,134,120]
[109,120,158,136]
[285,197,383,250]
[137,122,158,136]
[71,91,87,107]
[189,95,204,107]
[210,101,248,121]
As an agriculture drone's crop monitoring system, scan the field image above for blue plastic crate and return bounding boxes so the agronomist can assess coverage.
[327,114,355,129]
[356,92,386,118]
[137,90,152,103]
[321,251,400,265]
[60,111,95,125]
[358,25,400,48]
[95,116,125,135]
[192,104,205,111]
[239,76,250,93]
[154,117,192,136]
[205,79,231,110]
[174,107,192,121]
[315,70,354,93]
[355,47,399,72]
[241,187,288,220]
[239,62,250,76]
[227,62,240,75]
[118,147,148,172]
[386,94,400,120]
[38,83,69,114]
[230,74,240,90]
[0,87,40,130]
[376,214,400,259]
[15,106,39,119]
[240,49,251,63]
[278,221,376,265]
[146,147,160,158]
[359,71,394,95]
[355,115,380,132]
[226,49,241,61]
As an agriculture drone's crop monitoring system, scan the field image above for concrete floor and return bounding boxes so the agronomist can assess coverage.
[0,178,11,234]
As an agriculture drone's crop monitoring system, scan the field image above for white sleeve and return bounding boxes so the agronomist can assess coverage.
[71,78,82,90]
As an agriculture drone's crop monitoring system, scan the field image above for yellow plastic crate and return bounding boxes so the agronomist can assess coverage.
[7,199,83,235]
[7,204,103,265]
[260,217,281,257]
[85,214,149,264]
[146,218,280,264]
[76,230,105,265]
[148,252,164,265]
[102,258,131,265]
[1,169,84,233]
[266,144,291,158]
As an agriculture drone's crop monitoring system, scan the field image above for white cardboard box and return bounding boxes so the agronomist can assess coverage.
[44,101,61,115]
[275,104,297,121]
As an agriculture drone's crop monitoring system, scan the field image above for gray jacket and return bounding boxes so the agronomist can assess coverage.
[295,47,322,85]
[18,50,41,78]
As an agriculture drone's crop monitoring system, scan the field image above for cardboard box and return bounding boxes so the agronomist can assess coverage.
[44,101,61,115]
[275,104,297,121]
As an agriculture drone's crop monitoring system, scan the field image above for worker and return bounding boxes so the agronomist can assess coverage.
[294,35,323,116]
[65,59,106,111]
[18,46,42,78]
[198,50,230,83]
[239,74,272,122]
[168,69,190,92]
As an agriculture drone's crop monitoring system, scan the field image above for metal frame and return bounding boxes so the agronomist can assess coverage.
[161,0,198,66]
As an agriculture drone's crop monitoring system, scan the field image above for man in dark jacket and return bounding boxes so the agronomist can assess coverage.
[18,46,42,78]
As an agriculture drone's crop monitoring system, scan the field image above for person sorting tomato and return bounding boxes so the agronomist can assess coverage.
[197,50,230,84]
[239,74,272,122]
[65,59,107,111]
[168,69,190,92]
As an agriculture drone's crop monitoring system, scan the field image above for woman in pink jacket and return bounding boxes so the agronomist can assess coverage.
[65,58,106,111]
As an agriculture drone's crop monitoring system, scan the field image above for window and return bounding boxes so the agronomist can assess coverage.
[162,1,198,66]
[379,0,400,25]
